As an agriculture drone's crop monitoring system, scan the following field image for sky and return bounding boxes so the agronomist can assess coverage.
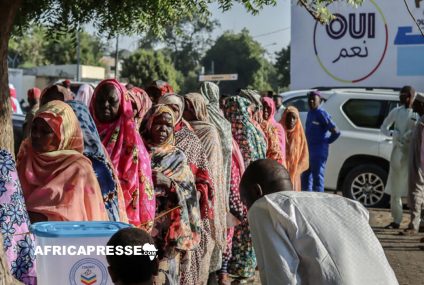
[116,0,291,61]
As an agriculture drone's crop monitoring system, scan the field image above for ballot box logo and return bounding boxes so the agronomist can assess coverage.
[313,0,388,83]
[80,268,97,285]
[69,258,108,285]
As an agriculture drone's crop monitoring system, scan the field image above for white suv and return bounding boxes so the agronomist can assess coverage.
[282,87,401,207]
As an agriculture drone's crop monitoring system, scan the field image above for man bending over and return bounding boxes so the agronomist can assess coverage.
[240,159,398,285]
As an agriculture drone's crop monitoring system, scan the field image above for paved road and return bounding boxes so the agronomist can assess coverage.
[242,208,424,285]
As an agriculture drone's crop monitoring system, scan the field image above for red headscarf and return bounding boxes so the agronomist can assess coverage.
[89,79,155,229]
[9,86,17,112]
[127,86,152,129]
[27,88,41,100]
[146,80,174,98]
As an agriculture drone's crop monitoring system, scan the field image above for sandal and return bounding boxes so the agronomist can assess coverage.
[384,222,400,229]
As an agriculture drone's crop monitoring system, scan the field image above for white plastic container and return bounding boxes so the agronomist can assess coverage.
[31,221,131,285]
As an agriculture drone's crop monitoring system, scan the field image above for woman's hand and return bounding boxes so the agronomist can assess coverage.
[152,170,172,189]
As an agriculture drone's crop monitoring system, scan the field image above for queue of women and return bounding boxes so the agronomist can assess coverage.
[1,79,310,285]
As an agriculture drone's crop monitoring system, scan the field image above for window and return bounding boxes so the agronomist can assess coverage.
[342,99,387,129]
[284,96,309,112]
[387,101,399,115]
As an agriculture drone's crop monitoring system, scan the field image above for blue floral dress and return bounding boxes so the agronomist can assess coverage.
[0,149,36,284]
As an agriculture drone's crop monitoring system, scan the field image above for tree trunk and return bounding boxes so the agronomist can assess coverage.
[0,0,23,153]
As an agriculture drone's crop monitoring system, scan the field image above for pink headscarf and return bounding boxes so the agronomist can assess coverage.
[89,79,155,230]
[263,97,286,166]
[9,85,17,112]
[75,84,94,106]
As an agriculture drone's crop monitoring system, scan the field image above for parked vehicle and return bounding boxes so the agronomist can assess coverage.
[281,87,402,207]
[12,113,25,155]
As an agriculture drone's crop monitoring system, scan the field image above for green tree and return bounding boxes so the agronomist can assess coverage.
[202,29,275,94]
[274,45,290,89]
[121,49,182,92]
[8,27,107,67]
[8,26,48,68]
[43,31,108,65]
[139,16,219,93]
[0,0,363,153]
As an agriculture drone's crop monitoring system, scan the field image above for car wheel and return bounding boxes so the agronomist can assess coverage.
[342,164,389,208]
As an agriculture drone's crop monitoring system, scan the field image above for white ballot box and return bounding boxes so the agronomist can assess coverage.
[31,221,131,285]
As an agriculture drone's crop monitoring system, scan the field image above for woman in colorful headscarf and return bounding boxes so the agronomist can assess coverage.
[281,106,309,191]
[223,96,266,281]
[17,101,108,222]
[143,105,201,285]
[145,80,175,104]
[219,139,245,285]
[157,94,216,284]
[89,79,155,230]
[67,100,128,223]
[155,95,215,284]
[239,89,265,136]
[127,86,152,130]
[0,149,36,285]
[183,92,228,281]
[199,82,232,212]
[262,97,286,165]
[157,95,215,220]
[75,84,94,107]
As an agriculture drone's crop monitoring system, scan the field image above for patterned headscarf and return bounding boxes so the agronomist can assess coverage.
[145,80,175,102]
[224,96,267,166]
[144,105,201,255]
[144,104,176,148]
[67,100,127,222]
[128,87,153,129]
[90,79,155,229]
[157,94,185,124]
[184,93,209,122]
[200,82,233,201]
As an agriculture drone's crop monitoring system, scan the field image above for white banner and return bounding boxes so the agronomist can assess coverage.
[291,0,424,90]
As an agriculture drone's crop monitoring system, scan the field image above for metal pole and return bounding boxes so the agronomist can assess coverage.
[115,35,119,79]
[211,60,215,74]
[76,29,81,81]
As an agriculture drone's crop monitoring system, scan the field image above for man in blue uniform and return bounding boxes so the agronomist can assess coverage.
[302,91,340,192]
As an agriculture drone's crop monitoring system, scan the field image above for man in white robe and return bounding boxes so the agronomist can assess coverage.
[240,159,398,285]
[404,93,424,235]
[380,86,418,228]
[273,95,285,122]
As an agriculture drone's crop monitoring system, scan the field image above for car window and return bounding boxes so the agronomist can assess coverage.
[284,96,309,112]
[387,101,399,114]
[342,99,387,129]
